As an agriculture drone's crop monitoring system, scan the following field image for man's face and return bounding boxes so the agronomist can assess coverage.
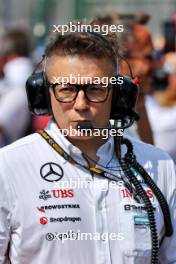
[46,54,114,139]
[120,24,154,92]
[120,55,153,93]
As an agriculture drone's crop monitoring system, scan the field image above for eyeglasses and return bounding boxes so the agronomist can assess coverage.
[50,83,112,103]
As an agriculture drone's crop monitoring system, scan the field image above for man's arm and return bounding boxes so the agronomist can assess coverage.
[0,88,30,145]
[136,93,154,144]
[159,159,176,263]
[0,170,12,263]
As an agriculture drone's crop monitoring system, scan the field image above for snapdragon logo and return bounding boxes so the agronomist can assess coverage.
[53,22,124,35]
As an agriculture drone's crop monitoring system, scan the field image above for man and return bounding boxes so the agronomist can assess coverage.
[92,14,154,144]
[0,22,176,264]
[0,30,33,147]
[121,21,155,144]
[115,15,176,163]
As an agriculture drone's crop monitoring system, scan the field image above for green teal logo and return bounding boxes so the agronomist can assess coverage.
[134,215,149,225]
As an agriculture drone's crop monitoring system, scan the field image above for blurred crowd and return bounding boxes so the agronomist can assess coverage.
[0,31,33,146]
[0,12,176,163]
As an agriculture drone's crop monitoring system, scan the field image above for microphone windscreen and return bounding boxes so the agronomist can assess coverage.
[77,122,94,130]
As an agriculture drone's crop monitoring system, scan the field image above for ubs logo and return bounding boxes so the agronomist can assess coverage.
[39,189,74,200]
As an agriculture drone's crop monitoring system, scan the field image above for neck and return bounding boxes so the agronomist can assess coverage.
[68,136,107,167]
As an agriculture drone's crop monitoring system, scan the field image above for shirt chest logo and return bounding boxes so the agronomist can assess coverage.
[39,189,74,200]
[40,162,64,182]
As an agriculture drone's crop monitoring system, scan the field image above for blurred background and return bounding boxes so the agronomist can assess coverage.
[0,0,176,162]
[0,0,175,42]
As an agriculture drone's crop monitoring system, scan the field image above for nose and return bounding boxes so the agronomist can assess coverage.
[73,90,89,111]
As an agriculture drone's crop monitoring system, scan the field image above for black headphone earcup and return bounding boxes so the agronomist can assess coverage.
[110,76,139,121]
[26,72,52,115]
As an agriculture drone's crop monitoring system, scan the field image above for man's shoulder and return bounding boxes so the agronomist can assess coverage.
[0,133,43,158]
[128,135,172,161]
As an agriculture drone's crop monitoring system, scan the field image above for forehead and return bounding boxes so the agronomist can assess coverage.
[46,54,115,79]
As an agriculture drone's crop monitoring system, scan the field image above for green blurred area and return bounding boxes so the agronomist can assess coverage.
[0,0,176,46]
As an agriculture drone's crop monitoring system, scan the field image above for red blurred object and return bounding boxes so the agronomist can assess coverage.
[32,116,52,131]
[133,76,140,85]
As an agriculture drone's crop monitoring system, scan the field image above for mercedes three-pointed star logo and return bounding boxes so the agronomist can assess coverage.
[40,162,64,182]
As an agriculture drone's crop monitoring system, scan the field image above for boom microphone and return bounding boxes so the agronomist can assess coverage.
[76,122,111,130]
[76,121,132,130]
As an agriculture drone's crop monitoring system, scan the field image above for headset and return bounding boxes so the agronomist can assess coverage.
[26,31,139,128]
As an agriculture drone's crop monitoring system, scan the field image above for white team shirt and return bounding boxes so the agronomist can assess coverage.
[0,120,176,264]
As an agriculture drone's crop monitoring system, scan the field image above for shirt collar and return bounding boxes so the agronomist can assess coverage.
[45,119,115,165]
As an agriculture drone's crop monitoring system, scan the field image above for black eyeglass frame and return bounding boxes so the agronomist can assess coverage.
[49,83,114,103]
